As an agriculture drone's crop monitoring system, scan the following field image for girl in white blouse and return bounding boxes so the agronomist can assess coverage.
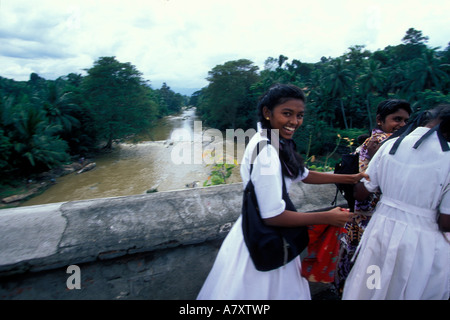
[343,105,450,300]
[197,84,367,300]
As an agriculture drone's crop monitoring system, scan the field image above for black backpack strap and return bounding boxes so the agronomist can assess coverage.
[331,187,339,207]
[248,139,289,195]
[249,139,271,175]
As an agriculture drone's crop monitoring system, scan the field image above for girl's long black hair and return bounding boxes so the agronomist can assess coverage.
[257,84,306,179]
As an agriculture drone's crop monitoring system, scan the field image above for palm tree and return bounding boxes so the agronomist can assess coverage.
[406,48,449,93]
[0,98,13,174]
[323,58,353,129]
[385,63,409,96]
[306,70,334,125]
[359,60,385,129]
[11,106,69,172]
[32,80,80,135]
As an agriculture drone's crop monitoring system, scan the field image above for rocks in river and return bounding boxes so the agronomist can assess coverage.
[76,162,96,174]
[145,180,201,193]
[40,159,96,177]
[1,181,52,204]
[164,140,174,147]
[2,187,39,204]
[185,181,200,188]
[61,163,83,175]
[146,183,159,193]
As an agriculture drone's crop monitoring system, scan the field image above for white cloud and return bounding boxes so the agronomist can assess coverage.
[0,0,448,95]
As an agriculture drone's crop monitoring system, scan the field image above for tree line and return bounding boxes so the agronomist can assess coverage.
[0,56,187,182]
[1,28,449,185]
[192,28,450,159]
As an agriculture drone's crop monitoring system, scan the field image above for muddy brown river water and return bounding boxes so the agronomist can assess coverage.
[21,108,245,207]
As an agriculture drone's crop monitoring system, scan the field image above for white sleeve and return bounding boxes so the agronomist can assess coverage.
[363,158,380,192]
[440,182,450,215]
[251,144,286,219]
[292,166,310,182]
[363,139,390,192]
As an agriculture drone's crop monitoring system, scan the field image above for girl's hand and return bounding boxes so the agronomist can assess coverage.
[340,172,370,184]
[326,207,354,227]
[353,172,370,184]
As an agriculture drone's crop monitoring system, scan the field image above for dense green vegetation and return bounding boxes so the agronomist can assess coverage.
[0,56,187,183]
[193,28,450,162]
[1,28,449,189]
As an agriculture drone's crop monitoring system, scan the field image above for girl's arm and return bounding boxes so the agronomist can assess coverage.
[302,170,369,185]
[264,206,353,228]
[438,213,450,232]
[353,181,371,201]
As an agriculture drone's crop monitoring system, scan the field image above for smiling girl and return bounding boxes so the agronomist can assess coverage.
[197,84,367,300]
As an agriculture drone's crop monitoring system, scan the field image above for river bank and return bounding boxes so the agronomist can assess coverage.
[1,143,241,209]
[0,158,97,209]
[0,108,247,209]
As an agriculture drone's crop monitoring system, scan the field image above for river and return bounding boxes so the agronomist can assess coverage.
[21,108,244,207]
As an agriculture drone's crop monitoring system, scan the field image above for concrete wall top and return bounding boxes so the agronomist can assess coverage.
[0,182,343,277]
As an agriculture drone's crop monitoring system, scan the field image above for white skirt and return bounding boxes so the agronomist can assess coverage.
[342,202,450,300]
[197,216,311,300]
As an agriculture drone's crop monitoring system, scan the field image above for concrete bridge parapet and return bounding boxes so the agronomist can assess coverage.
[0,182,344,299]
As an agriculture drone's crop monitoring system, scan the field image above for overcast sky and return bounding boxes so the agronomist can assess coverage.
[0,0,448,95]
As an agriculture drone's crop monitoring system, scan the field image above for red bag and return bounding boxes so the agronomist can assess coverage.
[301,224,345,283]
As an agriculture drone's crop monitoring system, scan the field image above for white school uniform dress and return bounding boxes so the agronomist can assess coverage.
[343,127,450,300]
[197,131,311,300]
